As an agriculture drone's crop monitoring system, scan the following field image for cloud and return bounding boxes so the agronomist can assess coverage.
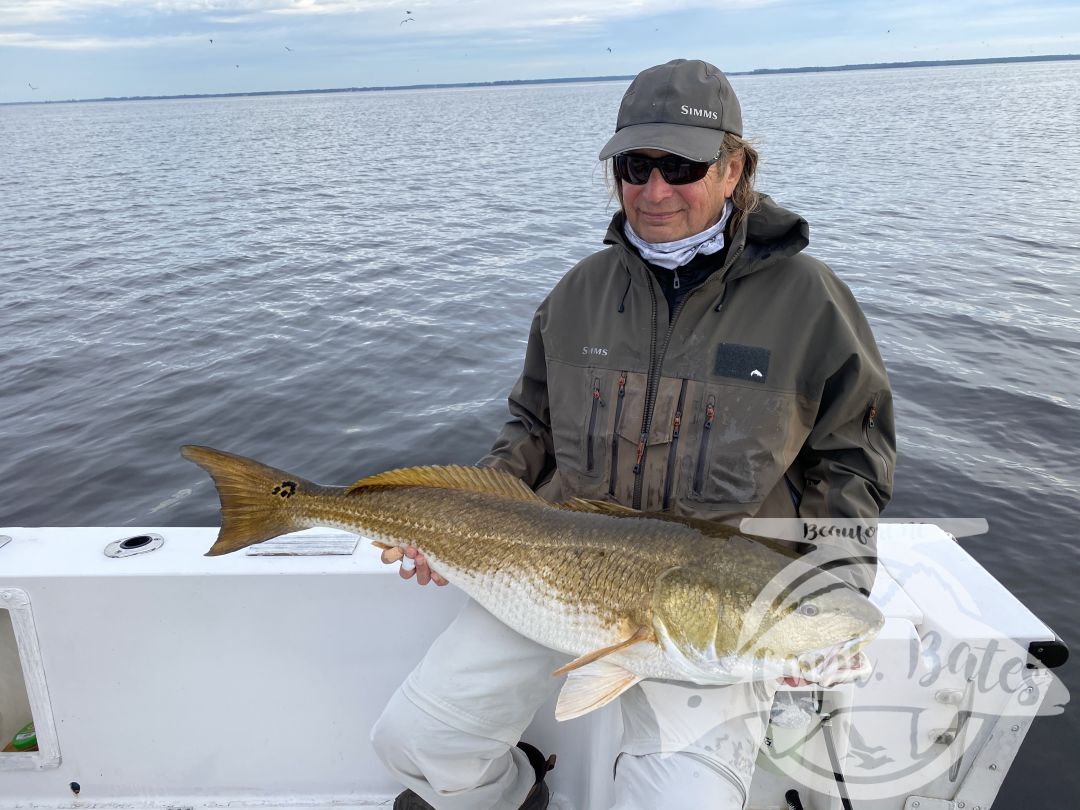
[0,0,784,63]
[0,0,776,28]
[0,30,206,49]
[264,0,386,16]
[873,0,1075,26]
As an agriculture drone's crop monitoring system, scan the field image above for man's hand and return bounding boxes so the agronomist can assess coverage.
[380,545,449,587]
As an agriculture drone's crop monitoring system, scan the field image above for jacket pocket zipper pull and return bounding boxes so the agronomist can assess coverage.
[672,413,681,438]
[593,386,605,407]
[867,404,877,429]
[672,269,681,290]
[704,404,714,429]
[633,433,647,474]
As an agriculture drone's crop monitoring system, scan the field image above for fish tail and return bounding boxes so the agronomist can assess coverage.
[180,444,312,556]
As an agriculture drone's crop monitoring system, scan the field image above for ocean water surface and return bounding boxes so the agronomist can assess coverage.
[2,61,1079,803]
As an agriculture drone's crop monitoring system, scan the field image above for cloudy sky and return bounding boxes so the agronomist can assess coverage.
[2,0,1079,102]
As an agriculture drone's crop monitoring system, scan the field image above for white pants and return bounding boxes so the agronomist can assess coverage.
[371,599,775,810]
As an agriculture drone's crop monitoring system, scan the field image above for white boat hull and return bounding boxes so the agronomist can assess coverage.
[0,525,1064,809]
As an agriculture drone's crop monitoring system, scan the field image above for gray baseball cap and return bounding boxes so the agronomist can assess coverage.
[598,59,743,163]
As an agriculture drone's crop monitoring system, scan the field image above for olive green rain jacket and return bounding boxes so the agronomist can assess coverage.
[479,195,896,595]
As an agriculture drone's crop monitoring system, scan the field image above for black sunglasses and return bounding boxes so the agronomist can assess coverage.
[613,152,715,186]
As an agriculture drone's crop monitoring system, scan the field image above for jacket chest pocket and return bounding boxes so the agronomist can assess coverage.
[584,374,607,475]
[686,383,804,510]
[549,364,620,482]
[611,374,681,508]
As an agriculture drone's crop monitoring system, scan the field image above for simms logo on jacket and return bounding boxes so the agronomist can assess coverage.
[582,346,609,357]
[680,105,718,120]
[715,343,770,382]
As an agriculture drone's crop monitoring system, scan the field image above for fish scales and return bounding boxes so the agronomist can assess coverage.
[303,484,685,626]
[181,445,886,717]
[247,482,807,675]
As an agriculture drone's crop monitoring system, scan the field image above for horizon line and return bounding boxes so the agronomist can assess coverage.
[5,52,1079,107]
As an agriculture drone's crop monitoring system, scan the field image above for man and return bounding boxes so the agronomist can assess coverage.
[373,58,895,809]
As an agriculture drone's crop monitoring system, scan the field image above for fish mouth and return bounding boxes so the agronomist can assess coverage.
[787,635,874,686]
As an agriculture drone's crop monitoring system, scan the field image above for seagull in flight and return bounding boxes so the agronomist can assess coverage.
[28,83,38,90]
[400,10,414,24]
[285,45,292,51]
[209,38,214,45]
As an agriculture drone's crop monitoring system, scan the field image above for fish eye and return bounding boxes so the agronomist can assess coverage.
[798,602,820,617]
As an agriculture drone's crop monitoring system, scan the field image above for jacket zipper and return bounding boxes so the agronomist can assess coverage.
[662,379,689,510]
[586,376,605,472]
[693,396,716,495]
[633,290,684,509]
[864,401,889,480]
[631,284,660,508]
[608,372,627,497]
[631,244,744,510]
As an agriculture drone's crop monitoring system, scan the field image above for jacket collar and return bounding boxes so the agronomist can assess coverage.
[603,193,809,284]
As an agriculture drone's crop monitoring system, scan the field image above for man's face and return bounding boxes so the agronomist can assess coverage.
[621,149,742,243]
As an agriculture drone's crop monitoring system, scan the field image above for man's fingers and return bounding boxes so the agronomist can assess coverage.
[380,545,445,586]
[415,552,431,585]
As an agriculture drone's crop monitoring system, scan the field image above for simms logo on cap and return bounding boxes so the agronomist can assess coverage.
[681,105,718,120]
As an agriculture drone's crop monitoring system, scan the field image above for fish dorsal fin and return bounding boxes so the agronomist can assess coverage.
[345,464,544,502]
[552,626,655,677]
[555,660,643,721]
[560,498,799,558]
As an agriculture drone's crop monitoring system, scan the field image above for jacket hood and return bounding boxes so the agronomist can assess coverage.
[604,193,809,283]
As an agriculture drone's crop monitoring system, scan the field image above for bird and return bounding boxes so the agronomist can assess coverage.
[235,64,240,68]
[606,47,612,53]
[209,38,213,45]
[28,83,38,90]
[400,17,414,24]
[285,45,292,51]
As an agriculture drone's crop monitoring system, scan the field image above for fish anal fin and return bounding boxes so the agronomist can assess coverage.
[551,626,654,677]
[555,661,643,721]
[345,465,543,503]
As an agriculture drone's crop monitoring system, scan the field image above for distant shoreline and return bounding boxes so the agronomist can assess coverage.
[6,53,1079,107]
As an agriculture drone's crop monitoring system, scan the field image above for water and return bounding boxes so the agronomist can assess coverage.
[2,62,1079,802]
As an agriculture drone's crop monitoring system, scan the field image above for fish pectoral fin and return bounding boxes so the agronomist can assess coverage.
[555,661,643,721]
[551,626,654,677]
[370,540,394,550]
